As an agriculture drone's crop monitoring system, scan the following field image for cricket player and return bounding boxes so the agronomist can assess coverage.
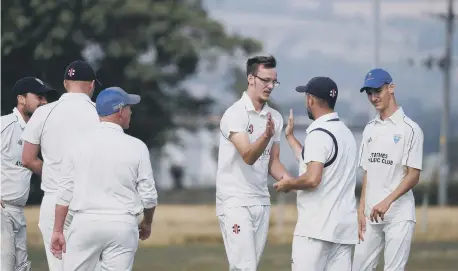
[216,55,291,270]
[352,68,424,271]
[1,77,55,271]
[274,77,358,271]
[50,87,158,270]
[21,60,101,271]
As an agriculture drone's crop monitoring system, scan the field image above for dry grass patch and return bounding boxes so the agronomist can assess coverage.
[24,205,458,247]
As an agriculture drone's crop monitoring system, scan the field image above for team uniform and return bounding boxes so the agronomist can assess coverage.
[56,119,158,270]
[1,108,32,271]
[21,93,100,270]
[291,112,358,271]
[216,92,283,270]
[352,107,423,271]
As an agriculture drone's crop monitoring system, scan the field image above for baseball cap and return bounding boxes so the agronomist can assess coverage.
[360,68,393,92]
[12,77,56,95]
[64,60,101,86]
[96,87,141,117]
[295,77,338,107]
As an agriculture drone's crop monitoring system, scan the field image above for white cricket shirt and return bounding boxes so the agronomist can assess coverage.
[21,93,100,194]
[359,107,423,224]
[56,122,158,216]
[294,112,358,244]
[1,108,33,206]
[216,92,283,215]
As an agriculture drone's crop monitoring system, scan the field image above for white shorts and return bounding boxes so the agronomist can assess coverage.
[217,205,270,271]
[63,213,139,271]
[38,193,73,271]
[291,236,353,271]
[1,205,28,271]
[352,220,415,271]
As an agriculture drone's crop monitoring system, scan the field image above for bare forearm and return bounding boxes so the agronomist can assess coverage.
[285,175,317,190]
[269,159,289,182]
[386,172,420,204]
[53,205,69,233]
[286,134,303,160]
[24,158,43,176]
[245,134,271,165]
[359,174,367,213]
[143,207,155,224]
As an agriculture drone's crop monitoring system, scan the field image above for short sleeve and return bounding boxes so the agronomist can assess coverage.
[302,130,334,164]
[358,128,370,170]
[21,107,45,145]
[220,107,248,139]
[403,126,424,170]
[272,112,283,143]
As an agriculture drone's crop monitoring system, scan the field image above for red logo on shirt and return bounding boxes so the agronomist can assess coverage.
[247,124,254,134]
[232,224,240,234]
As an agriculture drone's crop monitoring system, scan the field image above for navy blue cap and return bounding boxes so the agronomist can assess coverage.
[96,87,141,117]
[296,77,338,107]
[12,77,56,95]
[360,68,392,92]
[64,60,101,86]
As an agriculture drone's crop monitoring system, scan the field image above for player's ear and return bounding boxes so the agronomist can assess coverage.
[388,83,395,94]
[247,74,254,86]
[17,94,26,106]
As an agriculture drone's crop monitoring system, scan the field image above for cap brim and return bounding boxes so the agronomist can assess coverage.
[359,81,386,92]
[31,85,57,94]
[295,85,309,93]
[127,94,141,105]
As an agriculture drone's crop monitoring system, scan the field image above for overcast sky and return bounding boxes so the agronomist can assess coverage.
[185,0,458,120]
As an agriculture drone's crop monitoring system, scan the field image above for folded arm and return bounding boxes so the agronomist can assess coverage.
[230,132,271,165]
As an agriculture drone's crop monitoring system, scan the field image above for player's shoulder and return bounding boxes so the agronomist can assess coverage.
[220,99,245,124]
[1,113,18,133]
[401,114,423,136]
[35,101,60,116]
[223,99,244,116]
[362,119,376,135]
[123,133,148,150]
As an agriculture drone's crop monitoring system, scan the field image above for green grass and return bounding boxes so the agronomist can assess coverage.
[27,242,458,271]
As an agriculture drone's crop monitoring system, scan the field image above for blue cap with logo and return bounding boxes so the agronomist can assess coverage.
[360,68,393,92]
[96,87,141,117]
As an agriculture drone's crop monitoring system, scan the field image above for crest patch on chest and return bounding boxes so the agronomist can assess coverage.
[247,124,254,134]
[393,134,402,144]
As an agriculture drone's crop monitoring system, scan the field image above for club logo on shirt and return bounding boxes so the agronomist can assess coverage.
[232,224,240,234]
[15,160,24,167]
[367,137,372,144]
[17,139,23,145]
[393,134,401,144]
[247,124,253,134]
[368,152,393,165]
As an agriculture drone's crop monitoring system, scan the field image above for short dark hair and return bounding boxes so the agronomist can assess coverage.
[309,94,335,110]
[246,55,277,77]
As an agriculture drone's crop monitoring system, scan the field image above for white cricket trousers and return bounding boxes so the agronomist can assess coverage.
[1,204,28,271]
[291,236,353,271]
[217,205,270,271]
[39,193,73,271]
[63,212,139,271]
[352,220,415,271]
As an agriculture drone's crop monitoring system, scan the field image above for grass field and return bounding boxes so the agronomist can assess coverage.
[24,205,458,270]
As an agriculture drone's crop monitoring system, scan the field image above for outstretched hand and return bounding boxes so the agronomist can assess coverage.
[285,109,294,138]
[264,112,275,138]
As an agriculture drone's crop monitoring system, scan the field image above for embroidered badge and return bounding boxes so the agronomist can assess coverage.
[247,124,253,134]
[393,134,401,144]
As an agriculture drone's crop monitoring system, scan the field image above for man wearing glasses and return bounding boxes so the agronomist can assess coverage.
[353,68,424,271]
[216,55,291,270]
